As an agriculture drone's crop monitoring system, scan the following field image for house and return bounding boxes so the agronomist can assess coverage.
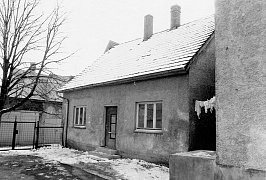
[0,70,72,147]
[60,5,215,163]
[2,72,72,126]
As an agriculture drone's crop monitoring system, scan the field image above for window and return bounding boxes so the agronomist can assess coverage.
[74,106,86,127]
[136,102,162,130]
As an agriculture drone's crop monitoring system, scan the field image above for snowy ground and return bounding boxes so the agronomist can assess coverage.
[0,145,169,180]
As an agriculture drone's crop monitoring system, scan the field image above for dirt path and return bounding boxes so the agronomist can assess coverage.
[0,155,105,180]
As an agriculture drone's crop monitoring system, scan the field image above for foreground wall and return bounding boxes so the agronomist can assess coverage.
[216,0,266,171]
[64,75,189,163]
[170,151,266,180]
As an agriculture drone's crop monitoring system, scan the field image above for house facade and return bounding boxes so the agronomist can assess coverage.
[61,6,215,163]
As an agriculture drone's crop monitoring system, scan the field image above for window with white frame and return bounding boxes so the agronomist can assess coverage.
[136,102,162,130]
[74,106,86,127]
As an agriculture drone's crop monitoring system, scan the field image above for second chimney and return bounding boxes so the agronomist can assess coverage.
[143,14,153,41]
[170,5,181,30]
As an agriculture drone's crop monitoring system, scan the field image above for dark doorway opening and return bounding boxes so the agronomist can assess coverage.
[189,109,216,151]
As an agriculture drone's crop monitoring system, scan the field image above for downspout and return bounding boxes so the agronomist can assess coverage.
[56,92,70,147]
[64,98,70,147]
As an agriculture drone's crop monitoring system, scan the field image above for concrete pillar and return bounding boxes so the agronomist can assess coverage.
[170,5,181,30]
[143,14,153,41]
[215,0,266,170]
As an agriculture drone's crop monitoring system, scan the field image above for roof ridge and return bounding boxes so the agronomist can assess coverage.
[115,14,214,46]
[113,15,214,47]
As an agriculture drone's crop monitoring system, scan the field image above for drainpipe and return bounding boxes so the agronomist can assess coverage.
[56,91,70,147]
[64,98,70,147]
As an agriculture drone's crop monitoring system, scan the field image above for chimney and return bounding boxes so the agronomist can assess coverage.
[170,5,181,30]
[143,14,153,41]
[30,63,36,71]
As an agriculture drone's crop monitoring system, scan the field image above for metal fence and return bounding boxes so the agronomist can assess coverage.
[0,120,36,150]
[35,122,63,148]
[0,121,17,148]
[0,119,63,150]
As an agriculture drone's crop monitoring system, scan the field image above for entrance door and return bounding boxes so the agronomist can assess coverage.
[105,107,117,149]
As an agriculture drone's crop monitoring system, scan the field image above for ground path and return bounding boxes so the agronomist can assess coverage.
[0,145,169,180]
[0,155,104,180]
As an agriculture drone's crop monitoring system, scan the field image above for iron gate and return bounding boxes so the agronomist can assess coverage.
[35,121,64,148]
[0,120,63,150]
[0,120,36,150]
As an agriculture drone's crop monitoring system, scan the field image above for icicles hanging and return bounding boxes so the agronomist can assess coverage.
[195,96,216,119]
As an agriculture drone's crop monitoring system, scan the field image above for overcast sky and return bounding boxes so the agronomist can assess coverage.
[42,0,215,76]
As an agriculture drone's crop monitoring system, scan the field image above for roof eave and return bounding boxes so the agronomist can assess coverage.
[59,67,187,93]
[185,31,215,71]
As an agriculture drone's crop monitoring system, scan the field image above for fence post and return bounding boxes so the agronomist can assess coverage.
[12,116,18,150]
[32,122,36,149]
[35,121,40,149]
[61,126,64,146]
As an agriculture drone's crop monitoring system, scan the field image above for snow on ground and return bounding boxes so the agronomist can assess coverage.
[110,158,169,180]
[0,145,169,180]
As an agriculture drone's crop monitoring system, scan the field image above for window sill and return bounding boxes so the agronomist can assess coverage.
[74,126,86,129]
[134,129,163,134]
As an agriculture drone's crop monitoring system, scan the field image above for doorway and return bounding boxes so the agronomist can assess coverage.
[189,109,216,151]
[105,106,117,149]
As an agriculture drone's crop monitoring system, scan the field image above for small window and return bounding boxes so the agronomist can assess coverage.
[74,106,86,127]
[136,102,162,130]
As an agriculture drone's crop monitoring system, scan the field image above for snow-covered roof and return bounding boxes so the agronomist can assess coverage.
[60,16,214,92]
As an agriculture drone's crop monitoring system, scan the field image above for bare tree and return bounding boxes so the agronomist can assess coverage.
[0,0,69,120]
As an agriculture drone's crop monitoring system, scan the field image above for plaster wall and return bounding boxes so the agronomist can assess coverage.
[188,37,216,151]
[64,75,189,163]
[216,0,266,169]
[169,151,266,180]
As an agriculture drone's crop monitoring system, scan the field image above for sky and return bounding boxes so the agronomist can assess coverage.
[41,0,215,76]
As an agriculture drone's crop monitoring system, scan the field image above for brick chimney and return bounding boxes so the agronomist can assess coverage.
[143,14,153,41]
[170,5,181,30]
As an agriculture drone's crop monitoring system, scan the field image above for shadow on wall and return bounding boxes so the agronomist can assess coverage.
[190,109,216,151]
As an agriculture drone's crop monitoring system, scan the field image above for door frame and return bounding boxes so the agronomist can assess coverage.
[104,105,118,149]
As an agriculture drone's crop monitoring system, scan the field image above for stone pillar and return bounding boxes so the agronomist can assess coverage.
[215,0,266,170]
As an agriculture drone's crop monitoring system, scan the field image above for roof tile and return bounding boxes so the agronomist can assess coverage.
[61,15,214,91]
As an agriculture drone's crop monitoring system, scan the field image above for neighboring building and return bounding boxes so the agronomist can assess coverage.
[2,73,72,126]
[60,6,215,163]
[0,72,72,147]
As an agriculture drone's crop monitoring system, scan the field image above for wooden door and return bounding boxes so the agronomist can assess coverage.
[105,107,117,149]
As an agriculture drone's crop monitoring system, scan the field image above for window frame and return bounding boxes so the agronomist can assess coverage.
[135,101,162,132]
[73,106,87,127]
